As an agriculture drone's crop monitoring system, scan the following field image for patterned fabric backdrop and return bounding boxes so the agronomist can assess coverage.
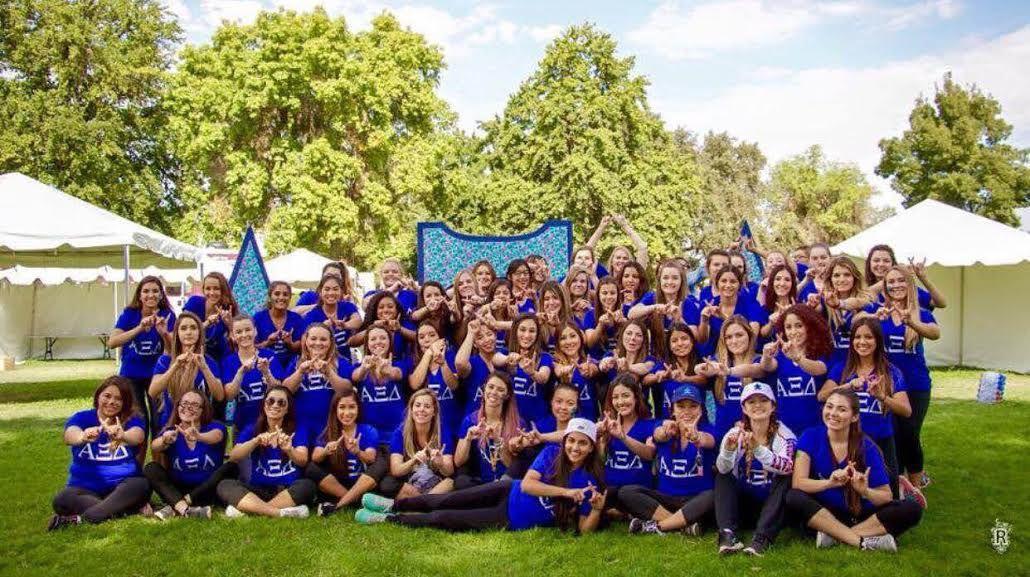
[417,221,573,284]
[740,220,764,284]
[229,227,270,316]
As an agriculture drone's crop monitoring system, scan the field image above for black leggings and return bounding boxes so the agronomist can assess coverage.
[127,377,155,436]
[144,461,239,508]
[52,478,151,524]
[873,436,900,498]
[617,485,714,524]
[216,478,316,507]
[388,479,512,531]
[786,489,922,537]
[895,389,930,474]
[714,472,790,542]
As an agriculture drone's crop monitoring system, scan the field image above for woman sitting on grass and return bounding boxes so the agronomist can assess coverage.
[216,386,315,518]
[306,389,381,517]
[380,389,456,499]
[354,418,607,534]
[49,376,151,530]
[144,390,238,520]
[787,388,922,552]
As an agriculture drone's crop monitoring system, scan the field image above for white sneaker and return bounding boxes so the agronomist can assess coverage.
[279,505,310,519]
[224,505,246,518]
[861,534,898,552]
[816,531,838,548]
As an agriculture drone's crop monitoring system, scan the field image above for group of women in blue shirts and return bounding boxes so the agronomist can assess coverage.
[49,225,942,556]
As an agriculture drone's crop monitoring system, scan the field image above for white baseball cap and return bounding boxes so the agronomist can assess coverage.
[740,382,776,405]
[564,418,598,443]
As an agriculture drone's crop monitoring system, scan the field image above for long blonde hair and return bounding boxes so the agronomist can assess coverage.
[826,257,871,332]
[713,316,756,403]
[298,323,339,363]
[401,389,443,458]
[879,265,921,351]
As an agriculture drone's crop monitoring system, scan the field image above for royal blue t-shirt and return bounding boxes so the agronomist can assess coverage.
[388,424,455,458]
[567,365,599,422]
[826,303,880,367]
[286,356,354,448]
[880,309,936,392]
[584,308,619,359]
[604,418,656,487]
[511,353,553,425]
[460,354,494,418]
[458,412,526,483]
[65,410,144,493]
[114,308,175,379]
[772,351,826,436]
[654,423,716,497]
[826,362,907,440]
[166,421,227,486]
[313,424,379,483]
[296,290,318,306]
[734,452,777,500]
[221,348,278,431]
[356,358,411,440]
[236,424,302,486]
[421,350,462,432]
[363,289,418,317]
[184,295,231,362]
[152,353,221,429]
[876,287,934,311]
[701,295,768,356]
[252,309,306,371]
[303,303,360,363]
[506,444,597,531]
[796,426,890,515]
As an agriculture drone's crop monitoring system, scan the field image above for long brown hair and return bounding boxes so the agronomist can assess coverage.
[825,256,869,333]
[549,432,606,534]
[842,317,895,412]
[202,272,239,314]
[552,322,588,369]
[864,244,896,285]
[649,260,686,358]
[714,316,756,403]
[592,276,623,315]
[320,389,362,480]
[264,281,292,310]
[474,373,522,452]
[161,312,208,417]
[664,322,699,375]
[763,265,797,313]
[255,385,297,434]
[826,388,873,516]
[507,313,543,356]
[128,275,172,312]
[602,372,650,420]
[614,319,651,365]
[401,389,443,458]
[742,399,782,481]
[619,261,650,303]
[92,376,139,423]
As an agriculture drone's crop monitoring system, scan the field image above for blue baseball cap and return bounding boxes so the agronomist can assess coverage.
[669,384,704,405]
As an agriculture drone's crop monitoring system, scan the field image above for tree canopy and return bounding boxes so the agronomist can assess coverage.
[877,73,1030,227]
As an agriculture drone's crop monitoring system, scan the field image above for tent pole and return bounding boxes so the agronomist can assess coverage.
[27,282,38,359]
[122,245,131,308]
[958,266,966,367]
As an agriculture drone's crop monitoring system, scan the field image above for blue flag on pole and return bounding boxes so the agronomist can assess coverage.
[229,227,270,316]
[739,220,764,285]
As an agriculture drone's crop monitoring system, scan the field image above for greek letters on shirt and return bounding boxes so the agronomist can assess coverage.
[361,381,402,403]
[129,337,162,358]
[256,457,296,479]
[512,373,538,399]
[606,450,643,471]
[658,451,704,479]
[857,390,884,415]
[776,374,817,398]
[745,466,770,487]
[237,372,266,402]
[77,442,132,462]
[886,333,906,354]
[301,370,331,392]
[172,454,219,474]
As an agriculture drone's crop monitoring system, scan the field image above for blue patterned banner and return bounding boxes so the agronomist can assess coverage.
[740,220,764,284]
[417,221,573,284]
[229,227,270,316]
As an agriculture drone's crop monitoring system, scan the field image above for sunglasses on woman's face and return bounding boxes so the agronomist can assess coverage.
[265,397,287,408]
[179,400,202,411]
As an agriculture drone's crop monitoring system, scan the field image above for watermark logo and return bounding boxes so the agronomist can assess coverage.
[991,519,1011,554]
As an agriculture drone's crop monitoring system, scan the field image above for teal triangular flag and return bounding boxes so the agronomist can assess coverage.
[229,227,270,316]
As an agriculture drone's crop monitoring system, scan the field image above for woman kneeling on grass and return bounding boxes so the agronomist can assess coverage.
[216,386,315,518]
[49,376,151,530]
[353,418,606,534]
[786,388,922,552]
[145,390,238,520]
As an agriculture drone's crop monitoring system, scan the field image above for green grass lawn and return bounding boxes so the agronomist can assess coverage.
[0,365,1026,576]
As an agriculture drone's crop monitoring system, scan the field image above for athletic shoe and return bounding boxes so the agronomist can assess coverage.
[279,505,309,519]
[861,534,898,552]
[317,502,338,517]
[628,518,646,534]
[718,529,744,555]
[154,505,176,521]
[46,514,80,532]
[635,519,665,535]
[361,493,395,513]
[816,531,838,549]
[899,476,927,510]
[355,508,389,524]
[744,536,771,557]
[186,506,212,519]
[918,472,932,489]
[224,505,245,518]
[682,522,702,537]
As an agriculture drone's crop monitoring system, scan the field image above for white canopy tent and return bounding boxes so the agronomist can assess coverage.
[0,173,201,360]
[265,248,375,296]
[833,199,1030,373]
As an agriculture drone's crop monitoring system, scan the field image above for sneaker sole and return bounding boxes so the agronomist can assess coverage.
[719,544,744,555]
[899,477,927,509]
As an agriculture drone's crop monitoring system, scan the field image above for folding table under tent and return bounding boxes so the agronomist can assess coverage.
[833,199,1030,373]
[0,173,201,360]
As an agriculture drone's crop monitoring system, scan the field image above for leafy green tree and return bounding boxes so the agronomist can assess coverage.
[451,24,702,260]
[0,0,181,229]
[877,73,1030,226]
[165,9,451,267]
[764,145,886,246]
